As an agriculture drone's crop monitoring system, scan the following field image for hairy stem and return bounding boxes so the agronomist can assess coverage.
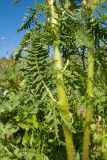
[82,0,95,159]
[54,41,75,160]
[47,0,75,159]
[83,39,94,160]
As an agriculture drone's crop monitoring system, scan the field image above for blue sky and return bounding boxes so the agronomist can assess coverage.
[0,0,35,58]
[0,1,106,58]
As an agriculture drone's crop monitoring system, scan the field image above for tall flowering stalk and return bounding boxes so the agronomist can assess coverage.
[47,0,75,160]
[83,0,95,159]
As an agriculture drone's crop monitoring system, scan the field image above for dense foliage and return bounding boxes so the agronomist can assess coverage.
[0,0,107,159]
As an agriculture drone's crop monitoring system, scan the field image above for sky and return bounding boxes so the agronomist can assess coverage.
[0,1,106,58]
[0,0,35,58]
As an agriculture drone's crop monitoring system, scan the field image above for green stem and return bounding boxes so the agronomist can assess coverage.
[83,47,94,160]
[47,0,75,159]
[82,1,95,159]
[54,41,75,160]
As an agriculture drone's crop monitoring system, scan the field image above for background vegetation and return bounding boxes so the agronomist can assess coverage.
[0,0,107,159]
